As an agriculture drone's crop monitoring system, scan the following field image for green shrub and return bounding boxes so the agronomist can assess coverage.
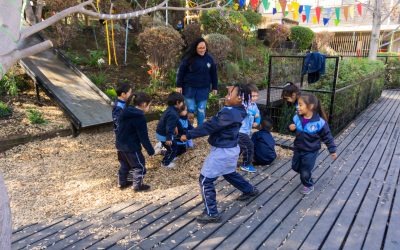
[242,10,262,28]
[65,50,86,65]
[182,23,202,47]
[27,109,47,124]
[105,88,117,99]
[289,26,314,51]
[386,58,400,89]
[226,62,241,82]
[204,33,233,64]
[200,10,230,34]
[89,72,107,87]
[0,72,20,96]
[0,101,12,118]
[264,23,290,48]
[87,50,105,68]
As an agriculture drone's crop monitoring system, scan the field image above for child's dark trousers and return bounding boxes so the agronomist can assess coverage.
[238,133,254,166]
[199,172,254,216]
[291,150,319,187]
[117,151,146,188]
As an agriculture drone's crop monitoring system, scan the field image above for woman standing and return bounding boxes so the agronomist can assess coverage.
[176,38,218,126]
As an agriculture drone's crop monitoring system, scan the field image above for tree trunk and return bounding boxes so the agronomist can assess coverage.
[35,1,45,22]
[0,174,12,250]
[0,0,22,56]
[25,3,38,25]
[369,0,383,60]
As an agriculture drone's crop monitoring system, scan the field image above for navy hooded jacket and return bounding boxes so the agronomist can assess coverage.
[251,129,277,164]
[302,52,326,84]
[186,105,247,148]
[116,106,155,155]
[292,113,336,153]
[112,99,126,134]
[176,53,218,91]
[156,106,180,142]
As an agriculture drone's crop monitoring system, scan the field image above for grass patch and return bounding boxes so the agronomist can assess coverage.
[27,109,47,124]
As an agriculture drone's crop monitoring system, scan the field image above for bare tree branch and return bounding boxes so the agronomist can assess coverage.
[382,0,400,22]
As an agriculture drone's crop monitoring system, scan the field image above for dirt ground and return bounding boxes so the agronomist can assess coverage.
[0,121,292,229]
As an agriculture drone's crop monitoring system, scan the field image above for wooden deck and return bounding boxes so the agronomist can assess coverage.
[11,90,400,249]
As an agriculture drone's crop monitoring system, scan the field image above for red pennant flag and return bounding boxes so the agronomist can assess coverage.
[357,3,362,16]
[279,0,287,14]
[251,0,259,10]
[302,14,307,22]
[316,7,321,23]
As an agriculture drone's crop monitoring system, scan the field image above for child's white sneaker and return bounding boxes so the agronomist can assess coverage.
[162,162,176,168]
[154,142,162,155]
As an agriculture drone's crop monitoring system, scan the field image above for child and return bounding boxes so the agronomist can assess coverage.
[289,93,337,195]
[116,92,154,191]
[112,83,132,134]
[251,117,277,166]
[282,82,300,113]
[175,104,194,156]
[239,83,261,173]
[181,84,259,223]
[156,92,185,168]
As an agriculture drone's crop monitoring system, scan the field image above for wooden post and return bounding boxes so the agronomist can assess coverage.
[0,174,12,250]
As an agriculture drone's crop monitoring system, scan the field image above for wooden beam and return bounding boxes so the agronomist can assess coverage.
[0,173,11,250]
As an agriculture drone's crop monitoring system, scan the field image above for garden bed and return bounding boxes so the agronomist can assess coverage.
[0,120,291,229]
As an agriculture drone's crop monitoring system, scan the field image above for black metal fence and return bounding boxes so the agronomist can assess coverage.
[265,55,397,135]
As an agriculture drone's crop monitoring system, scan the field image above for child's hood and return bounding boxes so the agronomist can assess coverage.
[220,105,247,123]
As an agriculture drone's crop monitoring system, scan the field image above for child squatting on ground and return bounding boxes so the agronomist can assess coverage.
[252,116,277,166]
[180,84,259,223]
[175,104,194,154]
[115,92,155,191]
[282,82,300,113]
[238,83,261,173]
[289,93,337,195]
[156,92,185,168]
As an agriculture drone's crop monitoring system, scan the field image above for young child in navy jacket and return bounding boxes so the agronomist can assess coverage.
[181,84,259,223]
[116,92,154,192]
[156,92,185,168]
[112,83,132,135]
[251,117,277,166]
[289,93,337,195]
[175,104,194,156]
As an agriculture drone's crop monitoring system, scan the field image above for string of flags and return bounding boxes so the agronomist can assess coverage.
[261,0,364,26]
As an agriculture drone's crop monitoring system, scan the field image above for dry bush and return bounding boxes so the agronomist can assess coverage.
[137,26,184,76]
[264,23,290,48]
[204,33,233,65]
[313,32,337,55]
[182,23,202,47]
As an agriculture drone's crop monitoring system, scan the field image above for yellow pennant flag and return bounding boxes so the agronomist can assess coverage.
[276,0,281,12]
[349,5,355,19]
[293,11,299,20]
[292,1,300,12]
[288,3,293,12]
[312,16,318,24]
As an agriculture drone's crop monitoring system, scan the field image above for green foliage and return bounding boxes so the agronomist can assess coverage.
[167,69,177,87]
[87,50,105,68]
[226,62,241,82]
[27,109,47,124]
[182,23,202,47]
[242,10,262,28]
[65,49,86,65]
[200,10,230,34]
[265,23,290,48]
[289,26,314,51]
[0,101,12,118]
[89,72,107,87]
[105,88,117,99]
[0,69,26,97]
[200,10,251,37]
[386,58,400,89]
[204,33,233,64]
[276,101,296,134]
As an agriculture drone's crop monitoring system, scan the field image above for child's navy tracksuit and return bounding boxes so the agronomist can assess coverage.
[185,105,256,216]
[292,113,336,187]
[156,106,180,166]
[251,129,277,165]
[238,102,260,166]
[175,115,194,155]
[115,106,155,187]
[112,99,126,134]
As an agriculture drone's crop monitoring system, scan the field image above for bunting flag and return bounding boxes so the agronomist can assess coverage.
[357,3,362,16]
[325,7,332,18]
[312,16,318,24]
[287,3,293,12]
[239,0,245,7]
[285,11,289,16]
[251,0,259,10]
[279,0,287,14]
[304,5,311,22]
[344,6,349,21]
[335,7,340,21]
[316,7,321,23]
[323,17,330,26]
[273,7,277,14]
[262,0,270,10]
[299,5,303,14]
[302,14,306,22]
[276,0,281,11]
[334,19,340,26]
[349,5,355,19]
[234,2,239,10]
[292,11,299,20]
[292,1,300,13]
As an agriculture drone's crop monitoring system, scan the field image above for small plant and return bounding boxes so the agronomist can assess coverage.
[87,50,106,68]
[65,49,86,65]
[27,109,47,124]
[290,26,315,51]
[204,33,233,65]
[0,101,12,118]
[242,10,262,29]
[89,72,107,87]
[105,88,117,99]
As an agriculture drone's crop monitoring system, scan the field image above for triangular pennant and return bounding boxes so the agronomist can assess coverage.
[357,3,362,16]
[305,5,311,22]
[302,14,306,22]
[273,7,277,14]
[234,2,239,10]
[335,7,340,21]
[251,0,259,10]
[262,0,270,10]
[292,11,299,20]
[276,0,281,12]
[312,16,318,24]
[334,19,340,26]
[285,11,289,16]
[299,5,303,14]
[239,0,245,7]
[323,17,330,26]
[279,0,287,14]
[316,7,321,23]
[325,7,332,18]
[343,6,349,21]
[349,5,355,19]
[292,2,300,13]
[287,3,293,12]
[228,0,233,5]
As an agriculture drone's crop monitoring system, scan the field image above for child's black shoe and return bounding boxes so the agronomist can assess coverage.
[196,212,222,223]
[237,187,259,201]
[133,184,151,192]
[118,181,133,190]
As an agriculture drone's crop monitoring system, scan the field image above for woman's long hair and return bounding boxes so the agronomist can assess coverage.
[182,37,208,66]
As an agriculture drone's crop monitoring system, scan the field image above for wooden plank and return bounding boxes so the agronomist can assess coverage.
[384,183,400,249]
[0,174,12,250]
